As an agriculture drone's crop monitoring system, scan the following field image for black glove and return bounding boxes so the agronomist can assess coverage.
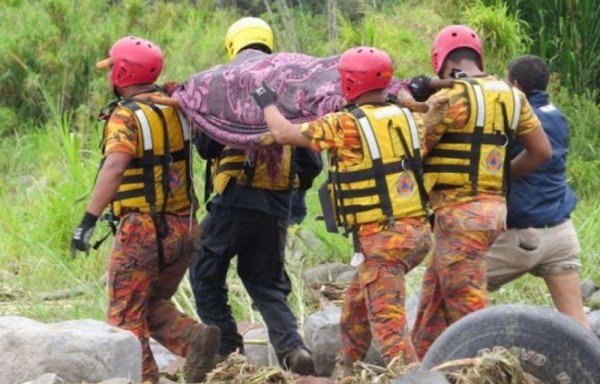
[251,80,278,109]
[289,190,308,226]
[70,212,98,257]
[409,75,435,102]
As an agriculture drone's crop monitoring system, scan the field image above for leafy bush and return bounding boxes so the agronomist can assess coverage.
[481,0,600,96]
[463,0,531,76]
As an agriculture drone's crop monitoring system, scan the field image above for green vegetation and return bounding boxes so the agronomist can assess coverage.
[0,0,598,329]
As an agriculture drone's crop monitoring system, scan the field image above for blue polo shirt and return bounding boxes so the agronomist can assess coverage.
[507,90,577,229]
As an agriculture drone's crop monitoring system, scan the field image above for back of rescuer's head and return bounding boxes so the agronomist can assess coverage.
[225,17,274,60]
[508,54,550,96]
[96,36,164,89]
[338,46,393,101]
[431,25,483,77]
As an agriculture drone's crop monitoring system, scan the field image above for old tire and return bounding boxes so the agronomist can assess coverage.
[421,304,600,384]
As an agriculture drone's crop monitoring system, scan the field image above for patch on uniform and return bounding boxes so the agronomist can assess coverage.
[168,168,183,191]
[396,172,415,197]
[485,149,503,174]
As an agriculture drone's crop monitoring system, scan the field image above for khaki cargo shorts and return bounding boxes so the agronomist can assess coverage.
[486,219,581,291]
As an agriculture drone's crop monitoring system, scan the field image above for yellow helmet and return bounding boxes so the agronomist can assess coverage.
[225,17,274,60]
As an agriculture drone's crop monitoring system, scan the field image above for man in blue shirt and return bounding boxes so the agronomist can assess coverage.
[486,55,591,330]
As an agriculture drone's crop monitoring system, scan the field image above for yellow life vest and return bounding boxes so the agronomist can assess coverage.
[424,77,522,194]
[212,145,297,194]
[322,103,428,230]
[108,99,195,218]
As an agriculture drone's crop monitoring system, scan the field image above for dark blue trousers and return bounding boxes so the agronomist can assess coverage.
[189,204,305,358]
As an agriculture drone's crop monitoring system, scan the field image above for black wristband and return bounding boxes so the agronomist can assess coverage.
[80,211,99,227]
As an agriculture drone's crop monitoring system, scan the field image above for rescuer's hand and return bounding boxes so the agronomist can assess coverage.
[251,81,278,109]
[70,212,98,257]
[410,74,435,102]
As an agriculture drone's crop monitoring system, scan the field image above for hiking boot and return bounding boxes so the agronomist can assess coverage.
[281,346,317,376]
[184,325,221,383]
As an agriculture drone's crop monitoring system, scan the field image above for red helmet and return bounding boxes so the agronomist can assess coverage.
[338,46,393,101]
[431,25,483,75]
[97,36,164,88]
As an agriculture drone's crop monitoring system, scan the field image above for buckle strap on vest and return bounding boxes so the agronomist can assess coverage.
[350,107,395,225]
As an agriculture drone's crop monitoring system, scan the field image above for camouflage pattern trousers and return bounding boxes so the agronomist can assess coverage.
[340,217,432,366]
[107,213,202,384]
[411,201,506,359]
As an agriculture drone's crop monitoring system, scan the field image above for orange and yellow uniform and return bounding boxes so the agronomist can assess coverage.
[103,96,205,384]
[412,76,542,359]
[301,104,433,365]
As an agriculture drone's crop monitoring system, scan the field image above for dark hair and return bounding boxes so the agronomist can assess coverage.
[240,43,272,55]
[441,48,483,74]
[508,54,550,95]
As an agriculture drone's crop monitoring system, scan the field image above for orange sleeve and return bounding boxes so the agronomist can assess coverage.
[103,106,139,157]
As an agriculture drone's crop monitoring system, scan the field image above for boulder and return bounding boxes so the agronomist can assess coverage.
[243,327,278,367]
[587,290,600,310]
[0,316,141,384]
[588,310,600,337]
[303,305,383,377]
[21,374,65,384]
[581,279,597,301]
[303,263,355,287]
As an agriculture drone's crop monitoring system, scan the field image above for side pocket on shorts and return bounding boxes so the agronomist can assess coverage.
[517,228,540,252]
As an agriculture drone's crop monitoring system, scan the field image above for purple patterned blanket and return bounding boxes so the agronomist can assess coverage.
[172,49,409,150]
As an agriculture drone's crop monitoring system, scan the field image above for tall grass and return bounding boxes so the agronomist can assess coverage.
[481,0,600,96]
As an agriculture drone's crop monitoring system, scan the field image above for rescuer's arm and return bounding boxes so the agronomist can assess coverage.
[252,81,311,147]
[511,127,551,179]
[510,94,552,179]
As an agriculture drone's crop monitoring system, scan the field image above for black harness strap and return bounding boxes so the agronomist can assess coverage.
[350,107,395,225]
[466,79,485,194]
[396,109,433,227]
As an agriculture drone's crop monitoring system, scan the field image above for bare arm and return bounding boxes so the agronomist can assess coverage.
[511,127,552,179]
[263,105,311,147]
[85,152,132,216]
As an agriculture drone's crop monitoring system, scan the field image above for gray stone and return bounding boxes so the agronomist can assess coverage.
[243,327,278,367]
[303,305,383,377]
[150,338,178,371]
[581,279,597,301]
[0,316,142,384]
[21,374,65,384]
[586,290,600,310]
[335,270,356,285]
[304,263,355,287]
[406,288,421,332]
[587,310,600,337]
[304,305,342,376]
[97,380,134,384]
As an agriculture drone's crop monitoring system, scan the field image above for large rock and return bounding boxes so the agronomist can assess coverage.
[303,305,383,377]
[303,263,355,287]
[243,327,278,367]
[0,316,142,384]
[581,279,597,301]
[588,310,600,337]
[406,288,421,332]
[587,290,600,310]
[21,374,65,384]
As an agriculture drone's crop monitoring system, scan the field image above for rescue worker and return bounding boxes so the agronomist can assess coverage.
[410,25,552,358]
[487,55,592,331]
[70,36,220,383]
[251,46,441,375]
[188,17,318,375]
